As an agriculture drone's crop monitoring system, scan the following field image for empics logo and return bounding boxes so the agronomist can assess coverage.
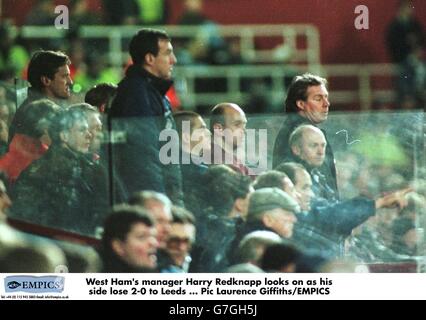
[7,281,21,289]
[4,276,65,293]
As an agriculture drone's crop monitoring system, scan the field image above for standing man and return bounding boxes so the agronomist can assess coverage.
[272,73,338,198]
[109,29,183,205]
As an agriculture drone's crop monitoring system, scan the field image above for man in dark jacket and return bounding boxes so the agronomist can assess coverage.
[109,28,183,205]
[272,73,338,198]
[10,108,108,236]
[173,111,210,209]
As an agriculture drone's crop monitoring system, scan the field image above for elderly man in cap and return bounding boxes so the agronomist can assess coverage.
[229,188,300,260]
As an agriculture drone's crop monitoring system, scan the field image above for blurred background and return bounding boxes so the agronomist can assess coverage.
[1,0,425,113]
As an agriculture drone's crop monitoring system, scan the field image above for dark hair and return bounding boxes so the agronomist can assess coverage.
[129,29,170,65]
[253,170,289,190]
[173,111,202,137]
[260,243,300,271]
[13,99,61,139]
[102,205,154,253]
[285,73,327,113]
[199,165,252,217]
[48,107,87,145]
[275,162,306,184]
[171,205,195,224]
[27,50,71,90]
[84,83,117,113]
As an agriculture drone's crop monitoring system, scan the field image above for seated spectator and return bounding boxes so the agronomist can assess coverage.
[234,187,300,241]
[190,165,252,272]
[0,99,60,183]
[173,111,211,209]
[232,230,282,267]
[160,206,196,273]
[84,83,117,114]
[10,108,108,236]
[288,124,337,202]
[260,242,301,273]
[68,103,103,161]
[209,103,250,176]
[128,190,173,250]
[100,205,158,272]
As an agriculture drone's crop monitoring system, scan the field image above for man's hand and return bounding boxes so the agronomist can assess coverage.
[375,187,413,209]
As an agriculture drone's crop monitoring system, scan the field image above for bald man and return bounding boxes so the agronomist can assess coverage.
[209,102,250,176]
[289,124,337,202]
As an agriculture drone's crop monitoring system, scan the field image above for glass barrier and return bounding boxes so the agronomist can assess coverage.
[1,78,424,272]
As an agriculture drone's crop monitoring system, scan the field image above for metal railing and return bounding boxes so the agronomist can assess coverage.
[15,24,320,69]
[174,63,398,110]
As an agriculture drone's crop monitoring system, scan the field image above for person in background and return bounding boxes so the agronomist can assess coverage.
[160,206,196,272]
[0,99,60,184]
[100,205,158,272]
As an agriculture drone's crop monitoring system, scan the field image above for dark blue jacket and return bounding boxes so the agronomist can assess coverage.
[10,145,108,236]
[109,65,183,205]
[294,197,376,257]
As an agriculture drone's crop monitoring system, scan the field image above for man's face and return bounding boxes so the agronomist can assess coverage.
[87,112,103,152]
[166,223,196,267]
[64,120,92,153]
[190,116,211,154]
[150,40,177,80]
[282,176,302,205]
[114,223,158,270]
[45,65,73,99]
[294,169,314,211]
[264,208,297,239]
[293,129,326,167]
[223,106,247,150]
[0,180,12,218]
[143,199,172,249]
[297,85,330,124]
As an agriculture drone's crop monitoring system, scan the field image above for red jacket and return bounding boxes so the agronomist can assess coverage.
[0,134,48,183]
